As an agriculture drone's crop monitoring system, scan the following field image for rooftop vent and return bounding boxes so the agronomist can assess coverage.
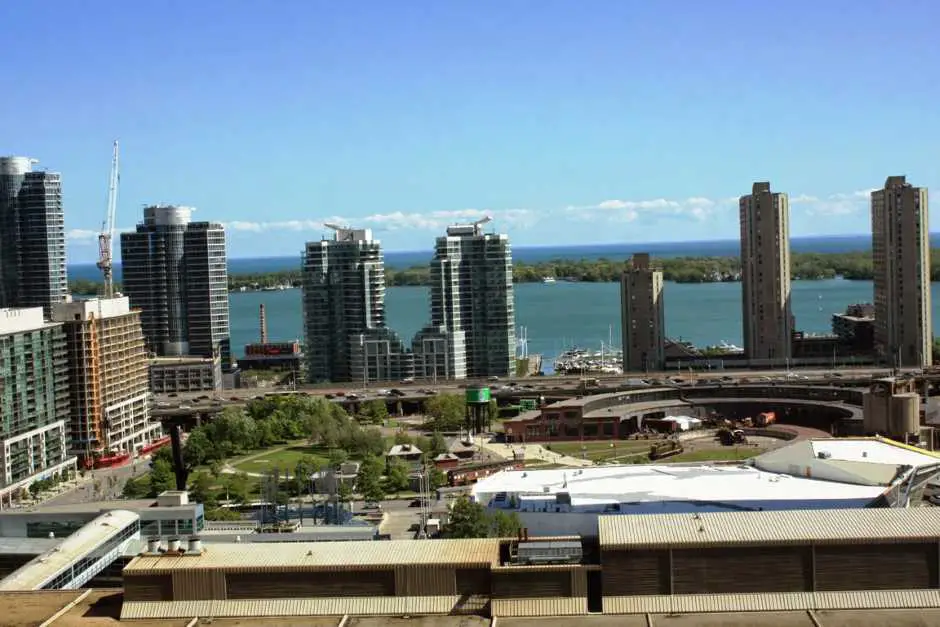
[817,451,832,459]
[147,538,161,554]
[167,538,181,552]
[188,537,203,554]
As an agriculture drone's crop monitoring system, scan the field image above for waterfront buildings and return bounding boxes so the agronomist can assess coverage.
[302,226,413,384]
[120,205,232,376]
[0,157,68,318]
[619,253,665,372]
[413,220,515,380]
[51,297,159,461]
[871,176,932,368]
[739,182,793,362]
[0,307,76,501]
[831,303,876,352]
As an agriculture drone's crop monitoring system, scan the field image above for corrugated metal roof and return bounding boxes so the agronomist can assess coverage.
[598,508,940,549]
[604,590,940,614]
[491,597,587,617]
[0,509,139,590]
[121,595,469,620]
[124,538,500,572]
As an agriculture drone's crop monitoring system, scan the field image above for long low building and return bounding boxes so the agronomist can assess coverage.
[118,508,940,620]
[471,437,940,536]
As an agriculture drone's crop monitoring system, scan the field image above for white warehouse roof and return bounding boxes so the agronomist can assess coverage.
[752,437,940,487]
[471,463,887,513]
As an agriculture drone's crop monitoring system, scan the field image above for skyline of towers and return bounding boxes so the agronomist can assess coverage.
[302,220,516,383]
[120,205,232,371]
[739,181,793,362]
[620,253,665,372]
[871,176,932,368]
[0,156,69,319]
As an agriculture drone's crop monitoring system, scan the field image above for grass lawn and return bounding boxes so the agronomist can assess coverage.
[231,445,330,473]
[545,440,652,462]
[656,446,764,464]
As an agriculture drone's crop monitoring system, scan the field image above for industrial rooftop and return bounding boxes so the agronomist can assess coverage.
[472,437,940,513]
[472,463,887,511]
[125,538,501,572]
[598,507,940,549]
[0,510,139,591]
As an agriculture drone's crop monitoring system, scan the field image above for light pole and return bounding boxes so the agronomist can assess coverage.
[360,336,367,388]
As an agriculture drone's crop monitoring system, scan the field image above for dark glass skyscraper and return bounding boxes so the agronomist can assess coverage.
[0,157,68,318]
[120,205,231,369]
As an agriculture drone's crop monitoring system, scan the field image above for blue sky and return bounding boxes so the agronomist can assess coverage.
[2,1,938,263]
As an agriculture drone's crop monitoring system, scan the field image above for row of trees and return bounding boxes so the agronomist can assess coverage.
[71,248,921,296]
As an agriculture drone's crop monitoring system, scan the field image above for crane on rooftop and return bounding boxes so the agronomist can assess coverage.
[96,141,120,298]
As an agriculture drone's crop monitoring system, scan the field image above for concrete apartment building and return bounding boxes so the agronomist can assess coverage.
[0,307,76,502]
[739,181,793,362]
[302,226,413,384]
[0,157,69,319]
[120,206,232,389]
[51,297,160,461]
[619,253,665,372]
[871,176,932,368]
[413,220,515,380]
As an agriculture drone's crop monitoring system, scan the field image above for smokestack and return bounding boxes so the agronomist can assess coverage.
[260,304,268,344]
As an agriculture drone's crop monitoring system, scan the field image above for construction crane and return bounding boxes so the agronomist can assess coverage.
[96,140,120,298]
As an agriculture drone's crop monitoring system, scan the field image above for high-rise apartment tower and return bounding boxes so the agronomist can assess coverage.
[620,253,665,372]
[120,206,231,370]
[302,226,412,383]
[413,220,515,379]
[871,176,932,368]
[0,307,75,500]
[52,297,159,461]
[739,182,793,362]
[0,157,68,318]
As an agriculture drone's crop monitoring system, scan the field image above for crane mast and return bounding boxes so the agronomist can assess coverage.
[96,140,120,298]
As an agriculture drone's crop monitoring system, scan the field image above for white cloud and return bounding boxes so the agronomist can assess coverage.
[221,208,536,234]
[797,189,876,217]
[64,189,881,241]
[66,228,100,242]
[66,226,136,244]
[568,195,730,223]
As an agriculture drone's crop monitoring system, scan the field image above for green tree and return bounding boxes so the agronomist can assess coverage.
[444,496,491,538]
[384,459,411,496]
[327,448,349,470]
[394,431,414,445]
[424,394,466,431]
[188,472,217,507]
[489,510,522,537]
[429,468,448,491]
[336,480,353,503]
[429,431,448,457]
[358,399,389,425]
[149,458,176,497]
[356,456,386,503]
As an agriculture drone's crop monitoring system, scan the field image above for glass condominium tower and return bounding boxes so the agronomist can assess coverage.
[119,205,231,369]
[0,157,68,319]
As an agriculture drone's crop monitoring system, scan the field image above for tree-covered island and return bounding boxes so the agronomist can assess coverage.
[69,249,938,295]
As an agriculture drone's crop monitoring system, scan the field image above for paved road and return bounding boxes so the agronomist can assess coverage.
[153,366,901,408]
[39,456,153,507]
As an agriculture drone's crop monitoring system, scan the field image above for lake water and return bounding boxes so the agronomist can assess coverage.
[227,278,917,367]
[66,235,937,368]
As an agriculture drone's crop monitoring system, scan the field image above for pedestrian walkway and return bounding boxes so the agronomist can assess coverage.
[474,437,592,467]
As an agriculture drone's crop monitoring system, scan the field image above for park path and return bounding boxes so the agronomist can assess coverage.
[219,442,298,477]
[475,437,592,467]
